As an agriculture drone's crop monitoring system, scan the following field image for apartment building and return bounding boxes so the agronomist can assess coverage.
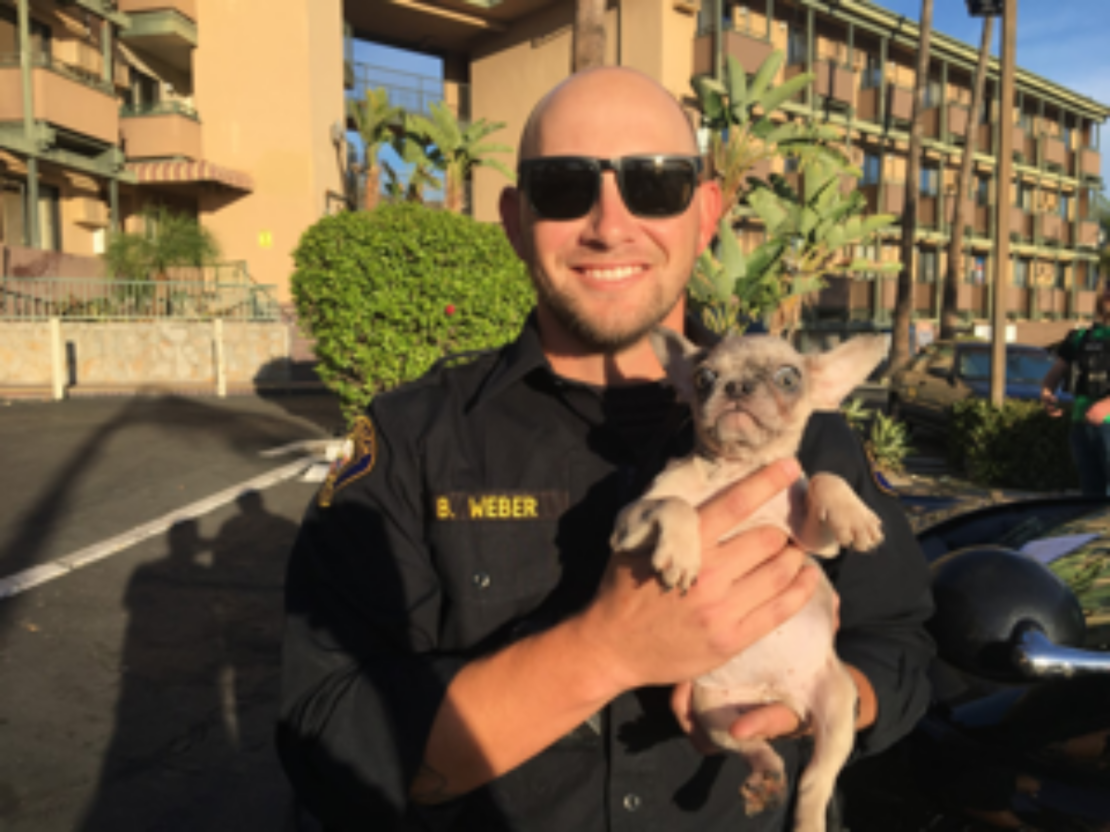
[0,0,345,300]
[357,0,1110,343]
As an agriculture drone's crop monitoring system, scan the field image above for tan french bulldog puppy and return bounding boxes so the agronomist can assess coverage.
[610,328,889,832]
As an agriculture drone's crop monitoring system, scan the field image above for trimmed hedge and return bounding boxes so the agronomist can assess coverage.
[948,398,1077,491]
[291,204,535,419]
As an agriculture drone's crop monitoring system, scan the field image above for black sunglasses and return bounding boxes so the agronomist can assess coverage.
[517,154,704,220]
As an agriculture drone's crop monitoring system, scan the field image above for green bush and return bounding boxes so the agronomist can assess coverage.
[291,204,535,419]
[948,398,1077,491]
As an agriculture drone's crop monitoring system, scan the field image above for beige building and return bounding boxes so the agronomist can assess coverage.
[358,0,1110,344]
[0,0,346,301]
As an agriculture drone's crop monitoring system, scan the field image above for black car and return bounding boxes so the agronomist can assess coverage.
[888,340,1062,431]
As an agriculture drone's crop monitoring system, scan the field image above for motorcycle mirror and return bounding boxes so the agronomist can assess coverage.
[928,546,1087,682]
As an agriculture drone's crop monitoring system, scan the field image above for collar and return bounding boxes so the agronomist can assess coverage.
[468,308,720,411]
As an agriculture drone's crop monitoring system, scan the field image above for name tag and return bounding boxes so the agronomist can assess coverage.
[433,491,569,521]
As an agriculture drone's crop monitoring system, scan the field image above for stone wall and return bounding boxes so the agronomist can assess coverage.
[0,320,290,388]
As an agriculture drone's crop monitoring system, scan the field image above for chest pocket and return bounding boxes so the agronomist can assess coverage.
[428,488,569,649]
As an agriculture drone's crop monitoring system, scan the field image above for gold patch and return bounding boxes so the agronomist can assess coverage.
[866,449,898,497]
[318,416,377,509]
[433,491,570,521]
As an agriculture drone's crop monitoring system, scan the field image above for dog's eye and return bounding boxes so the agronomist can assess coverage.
[774,366,802,391]
[693,366,718,392]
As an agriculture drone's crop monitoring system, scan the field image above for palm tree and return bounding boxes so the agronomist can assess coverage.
[940,16,993,339]
[574,0,606,72]
[389,123,443,204]
[406,101,514,214]
[888,0,933,376]
[103,205,221,281]
[349,87,404,212]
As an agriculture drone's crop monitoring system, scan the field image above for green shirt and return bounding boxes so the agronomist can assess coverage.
[1060,325,1110,423]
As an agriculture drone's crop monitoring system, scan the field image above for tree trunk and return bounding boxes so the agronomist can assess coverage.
[888,0,933,377]
[940,16,993,340]
[365,163,381,212]
[445,166,464,214]
[574,0,607,72]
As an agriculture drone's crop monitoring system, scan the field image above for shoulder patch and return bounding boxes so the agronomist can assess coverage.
[318,416,377,509]
[865,449,899,497]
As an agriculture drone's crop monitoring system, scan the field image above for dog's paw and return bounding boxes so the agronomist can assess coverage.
[651,541,701,594]
[821,501,884,552]
[740,767,786,816]
[610,501,662,553]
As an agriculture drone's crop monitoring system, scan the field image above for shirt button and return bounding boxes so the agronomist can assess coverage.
[472,571,492,589]
[622,793,642,812]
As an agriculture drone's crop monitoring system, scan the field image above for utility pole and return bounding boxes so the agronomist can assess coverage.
[990,0,1016,407]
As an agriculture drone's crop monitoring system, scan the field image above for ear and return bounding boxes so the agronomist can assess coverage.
[805,335,888,411]
[499,186,527,261]
[649,326,703,403]
[695,179,723,255]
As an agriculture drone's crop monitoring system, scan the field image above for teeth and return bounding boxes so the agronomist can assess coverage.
[582,265,645,281]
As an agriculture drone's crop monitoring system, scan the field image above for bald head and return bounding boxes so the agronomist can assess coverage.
[518,67,699,161]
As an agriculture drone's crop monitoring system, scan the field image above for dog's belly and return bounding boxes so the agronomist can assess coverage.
[695,565,839,717]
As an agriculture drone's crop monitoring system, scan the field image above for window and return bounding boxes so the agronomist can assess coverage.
[918,249,938,283]
[1056,262,1068,289]
[979,96,992,125]
[1013,257,1030,287]
[1016,181,1033,210]
[783,155,800,174]
[923,79,942,109]
[862,54,882,90]
[1062,124,1072,147]
[0,178,58,250]
[973,174,990,206]
[131,71,160,109]
[966,255,987,285]
[787,26,807,66]
[920,166,939,198]
[1059,194,1070,221]
[0,180,25,247]
[0,5,51,59]
[862,151,881,186]
[37,184,61,252]
[1018,110,1033,132]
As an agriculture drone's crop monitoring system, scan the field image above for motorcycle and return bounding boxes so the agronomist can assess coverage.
[840,496,1110,832]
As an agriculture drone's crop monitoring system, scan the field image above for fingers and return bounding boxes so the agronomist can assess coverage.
[699,459,800,543]
[730,560,820,647]
[671,682,724,756]
[730,703,804,743]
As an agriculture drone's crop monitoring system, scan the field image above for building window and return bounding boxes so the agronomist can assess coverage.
[920,166,939,198]
[783,155,800,174]
[973,174,990,206]
[1059,194,1071,221]
[967,255,987,285]
[1061,124,1072,147]
[1085,263,1100,290]
[862,151,881,186]
[0,5,52,60]
[37,184,61,252]
[1018,110,1033,132]
[787,26,807,66]
[923,79,942,109]
[862,54,882,90]
[1016,181,1033,210]
[131,71,161,109]
[1056,262,1068,289]
[918,249,938,283]
[0,180,25,247]
[1013,257,1030,287]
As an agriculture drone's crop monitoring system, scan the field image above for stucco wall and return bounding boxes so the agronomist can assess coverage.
[0,321,289,386]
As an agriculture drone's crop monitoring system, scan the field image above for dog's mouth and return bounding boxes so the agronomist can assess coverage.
[707,404,777,450]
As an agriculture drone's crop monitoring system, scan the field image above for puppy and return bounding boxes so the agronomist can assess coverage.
[610,328,888,832]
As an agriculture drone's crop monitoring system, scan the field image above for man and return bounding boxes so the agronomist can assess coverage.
[1042,285,1110,495]
[278,68,934,830]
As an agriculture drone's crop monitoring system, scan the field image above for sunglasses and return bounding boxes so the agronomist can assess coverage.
[517,154,704,220]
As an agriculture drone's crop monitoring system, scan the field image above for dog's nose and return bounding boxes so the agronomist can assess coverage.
[724,380,756,399]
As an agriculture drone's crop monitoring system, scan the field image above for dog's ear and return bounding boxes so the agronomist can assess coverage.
[805,335,888,411]
[649,327,704,403]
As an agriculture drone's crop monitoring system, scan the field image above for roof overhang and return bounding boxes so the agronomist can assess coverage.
[126,159,253,192]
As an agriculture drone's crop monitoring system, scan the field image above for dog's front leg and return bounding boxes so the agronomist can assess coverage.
[611,496,701,592]
[802,473,884,555]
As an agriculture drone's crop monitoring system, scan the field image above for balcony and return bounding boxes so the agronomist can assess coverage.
[1007,287,1030,315]
[815,276,874,313]
[1034,288,1069,318]
[808,59,855,107]
[1042,135,1067,170]
[957,284,989,318]
[861,182,905,215]
[1080,147,1101,178]
[692,29,774,78]
[947,104,970,141]
[0,52,119,145]
[1077,290,1097,315]
[119,101,201,161]
[117,0,196,74]
[1010,206,1032,240]
[944,199,990,237]
[1038,212,1065,244]
[919,195,940,228]
[856,83,912,124]
[1078,219,1101,249]
[1012,125,1035,164]
[913,283,935,315]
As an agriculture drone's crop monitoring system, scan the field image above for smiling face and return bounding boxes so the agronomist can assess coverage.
[501,69,720,355]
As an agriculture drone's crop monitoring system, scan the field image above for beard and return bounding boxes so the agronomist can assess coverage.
[529,265,686,352]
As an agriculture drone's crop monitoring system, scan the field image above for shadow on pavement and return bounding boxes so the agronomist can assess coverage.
[75,492,299,831]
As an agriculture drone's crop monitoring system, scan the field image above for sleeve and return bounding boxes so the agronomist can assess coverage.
[799,413,936,758]
[276,400,465,829]
[1057,328,1079,363]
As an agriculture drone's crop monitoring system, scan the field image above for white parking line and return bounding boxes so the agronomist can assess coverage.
[0,458,313,600]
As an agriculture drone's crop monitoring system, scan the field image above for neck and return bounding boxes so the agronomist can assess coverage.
[538,304,686,387]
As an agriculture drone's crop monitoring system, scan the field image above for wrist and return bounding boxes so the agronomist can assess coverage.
[559,609,638,702]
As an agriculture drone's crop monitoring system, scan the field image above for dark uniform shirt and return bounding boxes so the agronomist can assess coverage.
[277,314,935,832]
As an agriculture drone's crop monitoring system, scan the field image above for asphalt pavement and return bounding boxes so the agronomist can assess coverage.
[0,392,344,832]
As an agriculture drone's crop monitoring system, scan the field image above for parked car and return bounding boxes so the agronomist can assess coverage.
[888,341,1062,431]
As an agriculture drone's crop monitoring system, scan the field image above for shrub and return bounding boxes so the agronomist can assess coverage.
[948,398,1076,491]
[841,398,913,473]
[291,204,535,419]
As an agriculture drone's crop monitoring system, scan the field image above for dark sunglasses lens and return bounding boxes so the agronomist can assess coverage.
[621,158,697,217]
[526,159,597,219]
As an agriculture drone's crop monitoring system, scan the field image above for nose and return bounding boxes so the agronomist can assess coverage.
[581,170,635,247]
[724,380,756,399]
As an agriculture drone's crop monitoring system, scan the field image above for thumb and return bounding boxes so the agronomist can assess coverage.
[730,703,803,742]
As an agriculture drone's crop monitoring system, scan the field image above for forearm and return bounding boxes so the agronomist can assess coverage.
[412,614,624,803]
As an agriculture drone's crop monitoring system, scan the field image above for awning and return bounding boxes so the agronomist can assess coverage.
[126,159,254,192]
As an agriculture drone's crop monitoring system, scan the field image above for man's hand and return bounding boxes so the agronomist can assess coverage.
[572,459,819,695]
[1041,388,1063,418]
[1086,397,1110,425]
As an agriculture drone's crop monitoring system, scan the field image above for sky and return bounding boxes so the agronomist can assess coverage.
[354,2,1110,196]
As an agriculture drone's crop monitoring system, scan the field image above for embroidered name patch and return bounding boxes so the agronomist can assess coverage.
[318,416,377,508]
[433,491,569,521]
[866,449,898,497]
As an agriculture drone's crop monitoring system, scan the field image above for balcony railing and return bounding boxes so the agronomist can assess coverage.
[693,26,774,77]
[1042,135,1068,169]
[0,50,114,96]
[120,100,199,121]
[349,62,470,123]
